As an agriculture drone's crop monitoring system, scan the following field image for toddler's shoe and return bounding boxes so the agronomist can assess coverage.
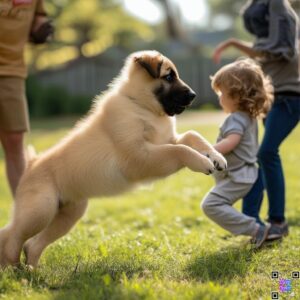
[252,223,271,248]
[266,222,289,241]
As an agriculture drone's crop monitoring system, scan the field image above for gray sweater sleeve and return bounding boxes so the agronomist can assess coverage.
[253,0,299,61]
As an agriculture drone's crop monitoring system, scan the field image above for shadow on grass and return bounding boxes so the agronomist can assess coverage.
[49,246,256,299]
[0,257,155,300]
[50,258,158,300]
[52,274,147,300]
[0,245,257,299]
[185,246,254,283]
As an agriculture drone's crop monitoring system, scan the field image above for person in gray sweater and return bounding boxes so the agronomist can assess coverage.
[201,59,274,248]
[212,0,300,240]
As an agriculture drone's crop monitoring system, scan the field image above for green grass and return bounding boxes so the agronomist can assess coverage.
[0,112,299,300]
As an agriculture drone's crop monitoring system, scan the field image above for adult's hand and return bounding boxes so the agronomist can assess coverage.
[30,16,54,44]
[213,38,258,64]
[212,39,234,64]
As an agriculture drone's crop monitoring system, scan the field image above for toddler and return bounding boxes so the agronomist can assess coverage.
[201,59,273,248]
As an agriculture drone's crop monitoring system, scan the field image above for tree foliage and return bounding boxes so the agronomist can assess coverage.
[27,0,154,71]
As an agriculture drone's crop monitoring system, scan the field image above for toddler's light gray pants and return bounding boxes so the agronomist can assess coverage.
[201,176,257,236]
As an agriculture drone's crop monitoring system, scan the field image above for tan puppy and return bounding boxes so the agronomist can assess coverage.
[0,50,226,268]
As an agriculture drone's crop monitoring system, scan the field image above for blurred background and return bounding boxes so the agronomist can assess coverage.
[26,0,300,118]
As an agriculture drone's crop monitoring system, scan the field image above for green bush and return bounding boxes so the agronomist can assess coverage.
[26,76,91,117]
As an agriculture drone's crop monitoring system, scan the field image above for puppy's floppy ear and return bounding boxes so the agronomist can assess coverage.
[134,52,163,79]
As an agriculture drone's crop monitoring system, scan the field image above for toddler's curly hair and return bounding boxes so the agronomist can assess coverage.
[211,59,274,118]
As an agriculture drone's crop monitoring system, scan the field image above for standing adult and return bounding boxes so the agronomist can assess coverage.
[0,0,53,196]
[212,0,300,239]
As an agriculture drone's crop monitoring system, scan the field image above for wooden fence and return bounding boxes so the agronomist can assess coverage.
[35,55,231,108]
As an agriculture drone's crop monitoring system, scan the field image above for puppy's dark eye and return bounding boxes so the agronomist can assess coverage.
[164,73,173,83]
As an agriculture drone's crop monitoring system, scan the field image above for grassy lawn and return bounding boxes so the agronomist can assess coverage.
[0,111,299,300]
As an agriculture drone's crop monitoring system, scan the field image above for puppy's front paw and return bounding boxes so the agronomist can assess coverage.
[193,156,215,175]
[205,151,227,171]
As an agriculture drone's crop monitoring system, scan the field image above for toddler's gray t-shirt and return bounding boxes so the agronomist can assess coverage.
[215,111,258,184]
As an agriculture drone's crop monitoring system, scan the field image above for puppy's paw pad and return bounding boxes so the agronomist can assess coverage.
[206,151,227,171]
[202,158,215,175]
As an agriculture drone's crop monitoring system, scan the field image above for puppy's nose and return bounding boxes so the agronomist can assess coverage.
[187,90,196,101]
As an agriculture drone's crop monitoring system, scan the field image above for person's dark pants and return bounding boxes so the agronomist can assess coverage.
[243,95,300,224]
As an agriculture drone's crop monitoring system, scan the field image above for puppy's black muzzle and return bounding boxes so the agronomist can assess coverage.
[154,84,197,116]
[185,90,196,104]
[172,89,197,115]
[177,89,196,106]
[188,90,196,101]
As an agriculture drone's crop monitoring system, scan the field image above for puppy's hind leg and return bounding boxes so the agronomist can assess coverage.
[0,185,59,268]
[24,199,88,268]
[0,227,12,268]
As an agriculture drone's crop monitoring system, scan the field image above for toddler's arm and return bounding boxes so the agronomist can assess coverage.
[214,134,241,155]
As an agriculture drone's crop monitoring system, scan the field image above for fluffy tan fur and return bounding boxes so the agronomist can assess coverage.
[0,50,226,268]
